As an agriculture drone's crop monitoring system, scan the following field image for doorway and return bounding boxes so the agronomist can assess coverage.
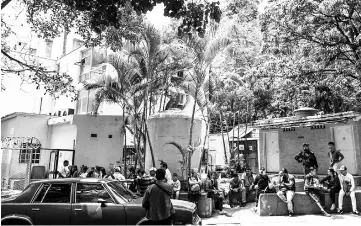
[265,132,280,173]
[333,125,357,174]
[45,149,75,179]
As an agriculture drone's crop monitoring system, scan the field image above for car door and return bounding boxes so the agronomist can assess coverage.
[28,183,72,225]
[71,182,127,225]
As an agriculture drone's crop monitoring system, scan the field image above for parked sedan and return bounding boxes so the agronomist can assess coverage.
[1,178,201,225]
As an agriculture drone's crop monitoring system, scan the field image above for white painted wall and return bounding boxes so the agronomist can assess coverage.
[73,115,124,168]
[206,134,230,167]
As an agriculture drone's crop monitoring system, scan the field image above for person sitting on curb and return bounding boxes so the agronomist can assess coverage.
[304,167,331,217]
[338,165,360,215]
[275,168,296,217]
[142,169,175,225]
[229,172,241,208]
[253,167,274,210]
[240,167,255,207]
[320,167,340,211]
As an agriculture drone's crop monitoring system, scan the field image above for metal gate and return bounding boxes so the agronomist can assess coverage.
[1,137,41,190]
[45,148,75,179]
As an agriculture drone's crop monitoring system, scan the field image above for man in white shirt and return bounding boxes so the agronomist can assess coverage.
[113,167,126,181]
[58,160,70,178]
[161,162,172,184]
[338,165,359,215]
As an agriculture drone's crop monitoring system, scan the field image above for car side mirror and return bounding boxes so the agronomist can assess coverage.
[97,198,107,207]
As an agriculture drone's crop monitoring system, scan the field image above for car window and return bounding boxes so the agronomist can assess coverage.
[34,184,50,202]
[76,183,113,203]
[41,183,71,203]
[107,181,138,202]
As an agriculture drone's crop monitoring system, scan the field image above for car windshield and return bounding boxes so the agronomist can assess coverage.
[107,181,138,202]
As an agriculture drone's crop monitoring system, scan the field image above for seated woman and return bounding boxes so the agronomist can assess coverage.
[320,167,340,211]
[188,169,202,205]
[229,172,241,208]
[204,171,225,212]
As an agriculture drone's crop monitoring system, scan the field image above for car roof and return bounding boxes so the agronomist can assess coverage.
[30,178,113,184]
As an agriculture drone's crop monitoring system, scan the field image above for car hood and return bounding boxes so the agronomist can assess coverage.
[127,197,196,212]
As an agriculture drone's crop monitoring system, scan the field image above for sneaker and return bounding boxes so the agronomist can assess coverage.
[337,209,343,214]
[352,210,360,215]
[330,204,336,211]
[241,202,246,207]
[289,212,293,217]
[323,211,331,217]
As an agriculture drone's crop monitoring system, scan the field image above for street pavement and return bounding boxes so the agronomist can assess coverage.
[202,203,361,226]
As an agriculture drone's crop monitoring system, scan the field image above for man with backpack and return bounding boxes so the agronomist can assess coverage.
[142,168,175,225]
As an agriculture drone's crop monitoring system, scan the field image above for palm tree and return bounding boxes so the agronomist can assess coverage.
[176,24,233,176]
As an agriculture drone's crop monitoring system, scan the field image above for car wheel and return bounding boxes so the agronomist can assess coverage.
[2,219,32,225]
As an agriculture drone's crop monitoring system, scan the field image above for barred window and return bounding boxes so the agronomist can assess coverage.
[19,143,41,163]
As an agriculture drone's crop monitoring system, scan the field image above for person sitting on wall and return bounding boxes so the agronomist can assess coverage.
[58,160,70,178]
[337,165,360,215]
[304,167,331,217]
[171,173,181,200]
[229,171,241,208]
[68,165,79,178]
[188,169,202,206]
[240,167,255,207]
[252,167,273,210]
[79,165,88,178]
[294,143,318,176]
[320,167,340,211]
[204,171,225,212]
[137,169,156,197]
[160,161,172,184]
[113,167,126,181]
[275,168,296,217]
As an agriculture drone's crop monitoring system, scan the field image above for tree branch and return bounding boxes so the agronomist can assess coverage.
[1,0,12,9]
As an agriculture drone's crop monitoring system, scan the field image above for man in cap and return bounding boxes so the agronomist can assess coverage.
[304,167,331,217]
[294,143,318,176]
[253,167,271,209]
[338,165,359,215]
[276,168,296,216]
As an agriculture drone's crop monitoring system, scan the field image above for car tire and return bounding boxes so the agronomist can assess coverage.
[2,219,32,225]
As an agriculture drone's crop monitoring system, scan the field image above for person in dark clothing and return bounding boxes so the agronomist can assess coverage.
[320,168,340,211]
[142,169,175,225]
[328,142,345,171]
[137,169,156,196]
[304,167,331,217]
[253,167,272,208]
[229,172,241,208]
[294,143,318,176]
[204,171,224,211]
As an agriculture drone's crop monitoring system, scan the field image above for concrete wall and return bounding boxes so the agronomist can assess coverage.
[259,120,361,175]
[73,115,124,169]
[145,110,205,179]
[1,114,51,180]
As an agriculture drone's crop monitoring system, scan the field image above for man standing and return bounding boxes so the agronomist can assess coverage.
[253,167,270,208]
[142,169,175,225]
[328,142,344,171]
[294,143,318,176]
[58,160,70,178]
[304,167,331,217]
[276,168,296,217]
[240,167,254,207]
[338,165,359,215]
[160,161,172,184]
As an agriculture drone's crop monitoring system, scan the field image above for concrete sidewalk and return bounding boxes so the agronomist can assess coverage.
[202,203,361,226]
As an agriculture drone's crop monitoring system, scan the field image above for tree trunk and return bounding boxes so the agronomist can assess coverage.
[159,93,163,112]
[188,86,198,176]
[237,110,241,170]
[220,112,228,164]
[123,107,127,178]
[232,112,236,157]
[224,113,231,157]
[198,120,209,174]
[145,122,156,167]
